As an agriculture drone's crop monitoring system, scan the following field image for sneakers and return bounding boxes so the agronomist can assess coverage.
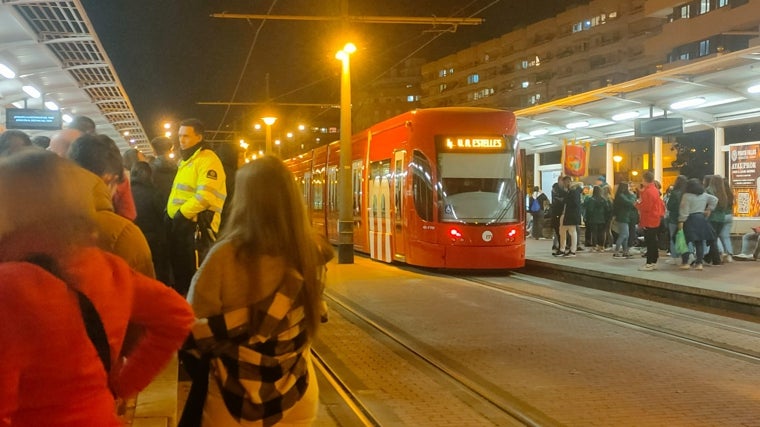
[679,263,691,270]
[695,264,704,271]
[726,254,733,263]
[638,263,657,271]
[734,253,754,261]
[552,250,564,257]
[624,253,634,259]
[612,252,623,258]
[562,251,577,257]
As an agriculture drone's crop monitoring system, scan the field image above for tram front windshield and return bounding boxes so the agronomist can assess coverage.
[438,152,517,224]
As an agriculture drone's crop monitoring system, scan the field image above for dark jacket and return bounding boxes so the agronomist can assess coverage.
[550,183,568,218]
[149,156,177,206]
[583,197,611,225]
[613,193,637,224]
[561,185,583,226]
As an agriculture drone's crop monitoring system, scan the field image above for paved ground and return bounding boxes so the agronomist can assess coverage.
[128,238,760,426]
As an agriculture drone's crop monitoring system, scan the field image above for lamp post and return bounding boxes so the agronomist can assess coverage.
[262,116,277,155]
[336,42,356,264]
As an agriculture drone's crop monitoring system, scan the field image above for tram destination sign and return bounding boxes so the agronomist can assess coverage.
[437,136,508,153]
[5,108,62,131]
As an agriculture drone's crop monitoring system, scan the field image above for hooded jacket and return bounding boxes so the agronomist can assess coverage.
[74,166,155,277]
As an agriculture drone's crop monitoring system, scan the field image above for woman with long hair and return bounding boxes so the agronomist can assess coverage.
[612,181,636,258]
[678,178,718,270]
[187,155,327,426]
[0,150,193,426]
[704,175,728,265]
[666,175,689,263]
[710,175,734,262]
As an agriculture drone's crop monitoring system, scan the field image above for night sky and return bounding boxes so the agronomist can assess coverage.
[80,0,578,140]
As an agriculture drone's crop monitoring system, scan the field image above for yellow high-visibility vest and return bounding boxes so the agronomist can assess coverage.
[166,147,227,232]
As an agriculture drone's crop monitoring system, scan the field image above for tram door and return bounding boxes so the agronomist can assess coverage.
[392,150,406,262]
[368,160,392,263]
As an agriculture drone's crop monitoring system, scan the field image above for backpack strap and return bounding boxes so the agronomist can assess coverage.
[25,254,111,373]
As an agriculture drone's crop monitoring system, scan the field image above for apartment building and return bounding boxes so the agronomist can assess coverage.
[420,0,760,110]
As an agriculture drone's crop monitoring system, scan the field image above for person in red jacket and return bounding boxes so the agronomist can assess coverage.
[0,150,193,427]
[635,171,665,271]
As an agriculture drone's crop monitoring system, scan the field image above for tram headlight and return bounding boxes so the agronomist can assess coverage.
[506,228,518,243]
[449,227,463,241]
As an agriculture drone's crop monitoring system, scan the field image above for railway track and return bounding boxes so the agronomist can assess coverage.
[312,264,760,426]
[460,272,760,363]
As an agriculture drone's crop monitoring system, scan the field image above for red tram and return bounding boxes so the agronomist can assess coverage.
[284,107,525,269]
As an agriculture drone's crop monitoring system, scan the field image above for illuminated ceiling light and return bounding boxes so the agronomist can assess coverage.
[611,111,639,121]
[518,133,535,141]
[532,142,556,148]
[0,63,16,79]
[529,128,549,136]
[747,83,760,94]
[298,124,306,131]
[44,101,59,111]
[163,122,172,129]
[254,123,262,130]
[123,131,130,136]
[11,101,25,108]
[670,97,705,110]
[22,85,41,98]
[262,116,277,126]
[566,120,589,129]
[62,114,73,123]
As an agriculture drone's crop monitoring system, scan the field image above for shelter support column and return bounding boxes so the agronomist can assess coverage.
[654,137,663,184]
[533,153,541,190]
[714,127,726,177]
[606,142,615,189]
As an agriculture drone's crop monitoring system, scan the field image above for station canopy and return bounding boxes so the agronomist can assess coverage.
[515,45,760,152]
[0,1,149,152]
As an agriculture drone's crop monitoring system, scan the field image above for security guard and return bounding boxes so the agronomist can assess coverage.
[166,118,226,296]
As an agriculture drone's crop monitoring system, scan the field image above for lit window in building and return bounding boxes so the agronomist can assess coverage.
[521,81,530,89]
[438,69,448,78]
[679,4,690,18]
[467,74,480,84]
[439,83,447,93]
[407,95,420,102]
[718,0,728,7]
[699,0,710,13]
[449,67,454,75]
[699,39,710,56]
[529,94,542,105]
[572,22,582,33]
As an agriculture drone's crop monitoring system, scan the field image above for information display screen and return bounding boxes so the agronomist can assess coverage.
[436,135,510,153]
[5,108,62,131]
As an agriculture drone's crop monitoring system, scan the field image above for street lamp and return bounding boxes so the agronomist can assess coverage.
[336,42,356,264]
[262,116,277,155]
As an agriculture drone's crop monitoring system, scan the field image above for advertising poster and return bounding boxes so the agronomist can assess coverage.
[561,140,590,178]
[728,142,760,217]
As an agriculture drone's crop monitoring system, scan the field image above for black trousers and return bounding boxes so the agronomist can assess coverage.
[644,227,659,264]
[167,217,196,297]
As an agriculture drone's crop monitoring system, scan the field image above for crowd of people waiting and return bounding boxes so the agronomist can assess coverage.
[528,171,760,272]
[0,117,329,426]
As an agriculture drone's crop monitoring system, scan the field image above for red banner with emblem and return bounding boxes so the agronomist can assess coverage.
[561,140,590,177]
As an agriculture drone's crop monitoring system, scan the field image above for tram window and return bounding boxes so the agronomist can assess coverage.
[411,150,434,221]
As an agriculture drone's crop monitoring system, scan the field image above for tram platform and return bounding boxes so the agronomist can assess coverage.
[523,238,760,318]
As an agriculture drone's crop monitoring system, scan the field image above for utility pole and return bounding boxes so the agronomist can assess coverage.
[212,3,483,264]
